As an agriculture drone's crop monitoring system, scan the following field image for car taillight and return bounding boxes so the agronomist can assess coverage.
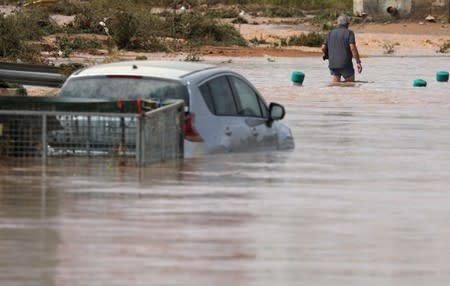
[184,113,203,142]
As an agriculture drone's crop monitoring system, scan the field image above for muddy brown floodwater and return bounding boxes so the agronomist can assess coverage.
[1,56,450,286]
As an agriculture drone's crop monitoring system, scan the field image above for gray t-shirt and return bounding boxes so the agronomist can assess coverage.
[324,25,356,69]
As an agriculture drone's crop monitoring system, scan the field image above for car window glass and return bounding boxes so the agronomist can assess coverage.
[203,76,237,116]
[59,77,188,102]
[199,84,215,113]
[229,76,262,117]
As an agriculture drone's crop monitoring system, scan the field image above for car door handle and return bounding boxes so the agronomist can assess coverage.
[225,127,232,136]
[251,127,258,137]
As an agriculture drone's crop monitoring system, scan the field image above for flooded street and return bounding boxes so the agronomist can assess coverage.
[1,56,450,286]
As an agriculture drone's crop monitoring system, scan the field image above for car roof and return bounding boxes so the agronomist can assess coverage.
[72,60,219,80]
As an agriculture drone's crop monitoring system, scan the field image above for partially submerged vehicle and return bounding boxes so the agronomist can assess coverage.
[52,60,295,156]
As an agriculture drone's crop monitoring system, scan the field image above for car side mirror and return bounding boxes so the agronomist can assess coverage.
[267,102,285,127]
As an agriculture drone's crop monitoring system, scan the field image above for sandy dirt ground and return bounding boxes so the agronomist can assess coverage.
[208,16,450,57]
[132,18,450,58]
[42,20,450,61]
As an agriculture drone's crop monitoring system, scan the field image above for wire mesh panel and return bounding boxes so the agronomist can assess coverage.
[0,100,184,166]
[48,113,138,157]
[138,100,184,166]
[0,113,45,157]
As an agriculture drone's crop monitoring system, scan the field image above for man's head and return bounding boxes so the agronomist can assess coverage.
[337,14,350,27]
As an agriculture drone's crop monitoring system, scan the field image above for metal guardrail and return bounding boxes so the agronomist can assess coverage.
[0,62,66,87]
[0,95,155,113]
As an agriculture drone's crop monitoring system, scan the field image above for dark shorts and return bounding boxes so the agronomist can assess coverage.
[329,66,355,79]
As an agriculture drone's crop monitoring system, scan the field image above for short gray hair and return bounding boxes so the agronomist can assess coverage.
[337,14,350,26]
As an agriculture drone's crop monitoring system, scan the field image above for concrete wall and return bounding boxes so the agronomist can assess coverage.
[412,0,449,21]
[354,0,449,21]
[353,0,412,18]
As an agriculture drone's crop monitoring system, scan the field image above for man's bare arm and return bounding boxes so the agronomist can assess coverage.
[321,44,328,60]
[350,43,360,62]
[350,43,362,73]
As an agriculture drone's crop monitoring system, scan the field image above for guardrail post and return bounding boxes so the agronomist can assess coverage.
[42,114,47,160]
[87,116,91,156]
[162,110,166,161]
[174,103,184,160]
[136,115,142,167]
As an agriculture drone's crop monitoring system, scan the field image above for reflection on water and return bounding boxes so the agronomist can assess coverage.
[1,57,450,286]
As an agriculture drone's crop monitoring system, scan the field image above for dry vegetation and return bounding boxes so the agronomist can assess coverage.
[0,0,449,66]
[0,0,355,64]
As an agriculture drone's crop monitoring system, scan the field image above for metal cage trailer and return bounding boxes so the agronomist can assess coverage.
[0,96,184,166]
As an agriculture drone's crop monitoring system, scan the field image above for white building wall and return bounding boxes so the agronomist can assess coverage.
[353,0,412,19]
[354,0,449,21]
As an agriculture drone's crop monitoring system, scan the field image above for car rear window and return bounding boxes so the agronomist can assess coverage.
[59,76,188,103]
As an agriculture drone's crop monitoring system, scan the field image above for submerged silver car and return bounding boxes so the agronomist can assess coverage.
[56,60,294,156]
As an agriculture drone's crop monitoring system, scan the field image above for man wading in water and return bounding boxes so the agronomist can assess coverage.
[321,14,363,82]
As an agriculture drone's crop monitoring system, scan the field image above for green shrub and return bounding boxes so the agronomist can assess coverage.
[249,37,268,46]
[68,3,249,50]
[72,0,127,33]
[73,38,101,49]
[189,20,247,46]
[184,52,202,62]
[0,10,51,62]
[12,8,60,39]
[118,10,169,52]
[0,82,27,95]
[232,16,248,24]
[205,9,239,18]
[56,36,102,57]
[0,13,22,58]
[260,6,304,17]
[312,11,353,27]
[60,63,86,77]
[135,55,148,60]
[56,36,73,57]
[46,0,83,15]
[312,12,338,25]
[165,11,247,47]
[73,5,108,33]
[322,23,334,31]
[110,10,139,49]
[437,41,450,53]
[383,42,396,54]
[288,32,326,47]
